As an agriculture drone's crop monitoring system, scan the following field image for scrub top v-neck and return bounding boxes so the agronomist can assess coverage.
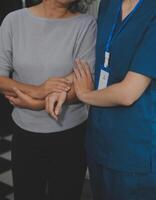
[86,0,156,173]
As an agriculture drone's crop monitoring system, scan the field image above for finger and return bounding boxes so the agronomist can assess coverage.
[5,92,17,97]
[13,87,26,99]
[75,59,87,78]
[74,68,81,80]
[45,96,49,113]
[54,82,71,90]
[78,60,89,76]
[73,74,77,83]
[5,95,15,101]
[48,79,71,90]
[73,75,77,88]
[55,92,66,116]
[49,96,58,120]
[83,61,92,78]
[6,96,20,105]
[53,78,71,85]
[75,59,83,69]
[9,100,15,106]
[5,95,12,99]
[55,101,63,116]
[65,78,72,85]
[46,83,71,93]
[73,74,79,89]
[53,85,71,92]
[77,62,87,78]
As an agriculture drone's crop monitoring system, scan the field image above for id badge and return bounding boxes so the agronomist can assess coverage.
[98,69,109,89]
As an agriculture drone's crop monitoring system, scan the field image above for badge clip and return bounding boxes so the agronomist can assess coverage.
[104,51,110,68]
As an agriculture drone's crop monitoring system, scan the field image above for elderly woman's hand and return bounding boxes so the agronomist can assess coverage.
[5,87,45,110]
[74,59,94,101]
[45,91,67,120]
[32,77,71,100]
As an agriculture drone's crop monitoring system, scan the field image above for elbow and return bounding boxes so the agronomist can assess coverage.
[119,94,136,107]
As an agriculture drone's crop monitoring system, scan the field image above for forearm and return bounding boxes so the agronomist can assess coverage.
[81,83,132,107]
[0,76,39,97]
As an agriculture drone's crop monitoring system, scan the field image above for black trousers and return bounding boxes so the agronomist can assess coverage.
[11,122,87,200]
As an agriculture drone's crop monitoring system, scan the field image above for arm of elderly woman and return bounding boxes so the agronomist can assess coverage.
[3,75,72,111]
[0,76,70,99]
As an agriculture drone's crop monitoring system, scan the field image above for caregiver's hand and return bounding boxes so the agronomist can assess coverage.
[74,59,94,101]
[5,87,45,110]
[45,91,67,120]
[34,77,71,99]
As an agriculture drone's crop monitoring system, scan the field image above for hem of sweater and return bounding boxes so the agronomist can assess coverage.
[12,113,88,133]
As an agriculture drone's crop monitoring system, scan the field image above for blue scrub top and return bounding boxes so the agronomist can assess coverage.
[87,0,156,173]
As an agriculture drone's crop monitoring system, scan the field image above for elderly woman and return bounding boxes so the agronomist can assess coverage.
[0,0,96,199]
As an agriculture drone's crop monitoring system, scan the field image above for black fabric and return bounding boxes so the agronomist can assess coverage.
[26,0,41,7]
[0,95,13,137]
[0,0,22,24]
[11,122,87,200]
[0,0,22,137]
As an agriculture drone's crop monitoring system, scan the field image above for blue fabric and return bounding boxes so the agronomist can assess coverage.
[87,155,156,200]
[86,0,156,173]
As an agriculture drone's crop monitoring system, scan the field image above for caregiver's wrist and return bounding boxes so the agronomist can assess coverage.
[78,91,91,104]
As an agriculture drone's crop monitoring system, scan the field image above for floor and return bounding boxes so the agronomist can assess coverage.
[0,133,93,200]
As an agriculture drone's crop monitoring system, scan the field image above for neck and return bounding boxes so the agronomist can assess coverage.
[121,0,139,20]
[40,0,70,18]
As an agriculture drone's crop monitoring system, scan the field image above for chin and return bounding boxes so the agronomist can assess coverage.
[57,0,76,5]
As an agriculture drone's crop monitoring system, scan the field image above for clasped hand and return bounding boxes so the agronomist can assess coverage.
[34,77,71,99]
[73,59,94,101]
[45,59,94,120]
[5,77,71,115]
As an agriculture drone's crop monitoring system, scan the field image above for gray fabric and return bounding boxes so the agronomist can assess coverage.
[0,8,97,133]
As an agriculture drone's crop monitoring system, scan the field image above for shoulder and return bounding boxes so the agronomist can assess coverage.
[0,8,29,34]
[75,14,97,31]
[1,8,26,25]
[78,14,96,24]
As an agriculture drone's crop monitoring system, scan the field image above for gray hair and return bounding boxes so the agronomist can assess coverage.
[69,0,95,13]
